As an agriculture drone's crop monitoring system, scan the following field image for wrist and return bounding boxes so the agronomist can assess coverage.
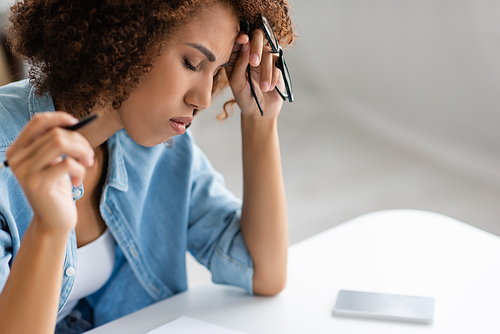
[29,216,72,243]
[240,112,280,157]
[241,112,278,133]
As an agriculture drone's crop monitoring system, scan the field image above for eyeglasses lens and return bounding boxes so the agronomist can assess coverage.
[281,57,293,102]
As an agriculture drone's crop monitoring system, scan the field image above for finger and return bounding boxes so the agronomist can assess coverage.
[49,156,64,167]
[259,46,274,92]
[228,41,251,90]
[38,157,87,188]
[226,33,249,78]
[249,29,264,67]
[27,128,94,171]
[236,32,249,45]
[231,34,246,55]
[12,128,94,175]
[271,55,281,91]
[6,112,77,160]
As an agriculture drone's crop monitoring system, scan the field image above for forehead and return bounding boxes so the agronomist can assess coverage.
[170,4,240,57]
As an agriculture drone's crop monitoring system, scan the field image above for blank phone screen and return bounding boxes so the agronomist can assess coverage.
[334,290,435,323]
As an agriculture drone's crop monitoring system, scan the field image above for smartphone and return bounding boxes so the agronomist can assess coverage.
[332,290,435,324]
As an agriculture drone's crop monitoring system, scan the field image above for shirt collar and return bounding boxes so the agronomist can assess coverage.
[106,132,129,192]
[29,84,55,116]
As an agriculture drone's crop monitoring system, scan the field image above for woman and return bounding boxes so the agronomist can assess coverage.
[0,0,294,332]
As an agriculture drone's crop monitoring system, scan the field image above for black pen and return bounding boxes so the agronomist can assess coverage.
[0,113,98,170]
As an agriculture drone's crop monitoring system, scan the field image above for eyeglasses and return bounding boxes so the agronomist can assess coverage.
[241,15,294,116]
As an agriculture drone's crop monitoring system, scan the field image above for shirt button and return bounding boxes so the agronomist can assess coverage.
[72,188,82,199]
[65,267,75,277]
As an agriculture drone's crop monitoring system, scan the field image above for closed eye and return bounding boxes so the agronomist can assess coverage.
[183,57,197,71]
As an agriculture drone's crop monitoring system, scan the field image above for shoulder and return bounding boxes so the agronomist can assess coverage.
[0,80,33,149]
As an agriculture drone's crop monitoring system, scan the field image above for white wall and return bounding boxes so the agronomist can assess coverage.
[0,0,14,30]
[289,0,500,187]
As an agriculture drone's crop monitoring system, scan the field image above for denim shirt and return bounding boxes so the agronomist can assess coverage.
[0,80,254,328]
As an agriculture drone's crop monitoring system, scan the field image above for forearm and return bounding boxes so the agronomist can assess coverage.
[240,114,288,296]
[0,220,68,333]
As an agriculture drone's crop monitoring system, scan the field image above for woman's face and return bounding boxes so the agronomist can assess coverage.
[117,4,239,147]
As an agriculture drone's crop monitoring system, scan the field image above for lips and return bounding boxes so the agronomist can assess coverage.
[169,117,193,135]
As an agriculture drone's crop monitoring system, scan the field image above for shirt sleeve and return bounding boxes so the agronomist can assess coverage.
[186,141,254,295]
[0,213,13,292]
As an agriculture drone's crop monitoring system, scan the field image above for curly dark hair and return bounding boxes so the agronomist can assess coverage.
[7,0,295,118]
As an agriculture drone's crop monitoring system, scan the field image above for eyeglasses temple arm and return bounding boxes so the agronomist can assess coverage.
[247,65,264,116]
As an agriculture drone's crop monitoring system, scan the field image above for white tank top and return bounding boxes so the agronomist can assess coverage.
[57,228,115,323]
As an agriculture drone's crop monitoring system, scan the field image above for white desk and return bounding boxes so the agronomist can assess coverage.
[87,210,500,333]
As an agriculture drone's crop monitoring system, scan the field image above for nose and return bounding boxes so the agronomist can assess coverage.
[185,77,212,111]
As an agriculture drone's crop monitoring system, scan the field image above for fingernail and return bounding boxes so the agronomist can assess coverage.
[261,81,269,92]
[251,54,260,66]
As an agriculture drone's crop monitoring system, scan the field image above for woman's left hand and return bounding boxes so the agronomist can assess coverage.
[225,30,284,119]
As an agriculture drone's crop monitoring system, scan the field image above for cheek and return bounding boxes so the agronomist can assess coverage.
[118,107,170,146]
[122,67,182,117]
[115,93,165,143]
[115,85,184,145]
[113,57,193,145]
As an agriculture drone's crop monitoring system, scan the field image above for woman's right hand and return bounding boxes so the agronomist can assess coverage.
[5,112,94,237]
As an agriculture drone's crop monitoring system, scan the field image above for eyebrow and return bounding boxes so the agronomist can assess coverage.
[185,43,216,62]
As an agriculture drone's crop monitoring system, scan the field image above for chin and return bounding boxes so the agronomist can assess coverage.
[126,130,175,148]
